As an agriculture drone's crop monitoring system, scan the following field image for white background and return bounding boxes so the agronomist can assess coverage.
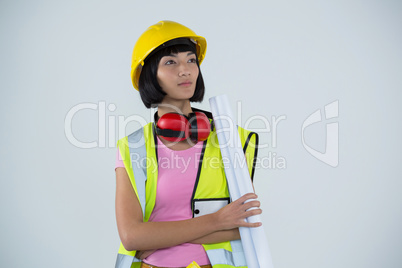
[1,0,401,267]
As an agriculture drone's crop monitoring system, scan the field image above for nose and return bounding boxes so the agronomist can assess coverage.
[178,63,190,77]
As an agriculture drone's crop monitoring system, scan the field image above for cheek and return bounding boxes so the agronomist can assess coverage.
[156,72,162,85]
[156,70,168,87]
[193,65,200,78]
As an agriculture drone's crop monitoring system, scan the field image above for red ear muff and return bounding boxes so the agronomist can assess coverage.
[156,113,190,142]
[156,112,211,142]
[188,112,211,141]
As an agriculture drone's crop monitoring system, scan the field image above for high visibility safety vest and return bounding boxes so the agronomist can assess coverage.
[115,119,258,268]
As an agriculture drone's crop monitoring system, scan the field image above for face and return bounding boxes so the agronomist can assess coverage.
[157,51,199,102]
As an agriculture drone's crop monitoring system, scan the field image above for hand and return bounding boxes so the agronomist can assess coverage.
[135,249,156,260]
[214,193,262,230]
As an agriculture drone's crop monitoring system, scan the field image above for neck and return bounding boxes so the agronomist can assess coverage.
[157,98,193,117]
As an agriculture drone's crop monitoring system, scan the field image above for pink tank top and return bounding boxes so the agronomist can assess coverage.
[116,136,210,267]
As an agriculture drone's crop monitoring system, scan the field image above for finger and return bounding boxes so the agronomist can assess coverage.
[135,252,143,259]
[243,193,258,200]
[247,222,263,228]
[242,200,260,210]
[243,208,262,218]
[236,193,258,204]
[141,250,156,259]
[238,220,262,228]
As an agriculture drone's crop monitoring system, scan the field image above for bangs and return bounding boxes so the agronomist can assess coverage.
[155,44,197,63]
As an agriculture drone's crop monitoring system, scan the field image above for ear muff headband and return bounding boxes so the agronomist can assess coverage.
[188,113,198,141]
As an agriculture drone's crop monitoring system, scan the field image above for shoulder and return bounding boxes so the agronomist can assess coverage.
[117,122,154,148]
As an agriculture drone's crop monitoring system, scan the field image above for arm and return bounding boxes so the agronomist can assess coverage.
[190,228,240,244]
[136,229,241,260]
[115,167,261,251]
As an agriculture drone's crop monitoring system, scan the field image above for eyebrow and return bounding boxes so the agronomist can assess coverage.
[164,52,196,57]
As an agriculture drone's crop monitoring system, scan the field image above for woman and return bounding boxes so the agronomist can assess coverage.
[115,20,261,268]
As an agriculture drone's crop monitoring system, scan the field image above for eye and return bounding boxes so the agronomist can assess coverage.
[188,58,197,63]
[165,59,176,65]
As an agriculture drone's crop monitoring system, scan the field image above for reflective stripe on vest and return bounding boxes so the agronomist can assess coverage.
[204,240,247,267]
[127,128,147,217]
[115,253,141,268]
[116,123,258,268]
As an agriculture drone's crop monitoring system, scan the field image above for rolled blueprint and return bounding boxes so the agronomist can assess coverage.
[209,95,274,268]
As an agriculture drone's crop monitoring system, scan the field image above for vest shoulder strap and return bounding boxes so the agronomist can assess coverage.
[238,126,259,181]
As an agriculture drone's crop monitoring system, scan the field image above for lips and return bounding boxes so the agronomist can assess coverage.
[178,81,192,86]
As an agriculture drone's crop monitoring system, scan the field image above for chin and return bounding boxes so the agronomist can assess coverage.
[179,90,196,99]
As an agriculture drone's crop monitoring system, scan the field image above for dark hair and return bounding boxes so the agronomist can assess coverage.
[138,40,205,108]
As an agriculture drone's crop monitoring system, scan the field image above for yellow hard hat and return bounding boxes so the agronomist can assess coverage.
[131,20,207,91]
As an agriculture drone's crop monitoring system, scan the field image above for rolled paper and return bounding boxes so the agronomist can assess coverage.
[209,94,274,268]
